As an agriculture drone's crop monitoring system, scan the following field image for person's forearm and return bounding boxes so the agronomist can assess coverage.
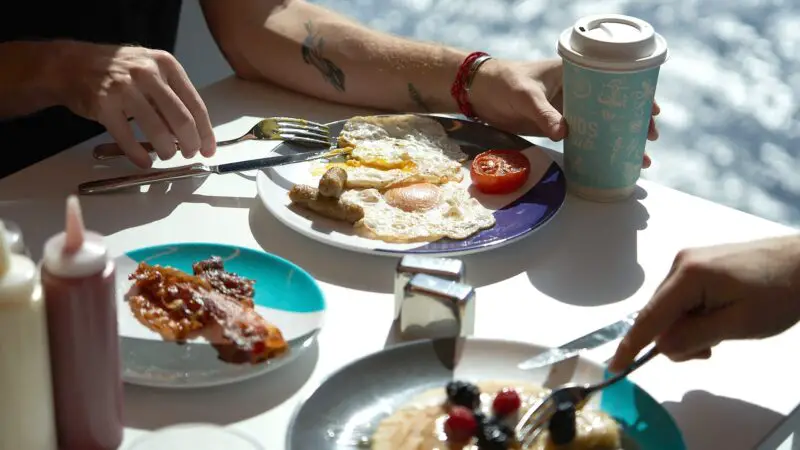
[201,0,469,112]
[0,41,62,118]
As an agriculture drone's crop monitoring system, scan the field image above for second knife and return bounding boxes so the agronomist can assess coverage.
[78,149,337,195]
[517,312,639,370]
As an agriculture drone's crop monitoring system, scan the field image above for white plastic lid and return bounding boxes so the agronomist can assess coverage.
[41,196,109,279]
[0,221,37,302]
[558,14,668,72]
[128,424,263,450]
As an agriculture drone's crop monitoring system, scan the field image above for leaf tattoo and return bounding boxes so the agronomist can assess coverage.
[301,21,346,92]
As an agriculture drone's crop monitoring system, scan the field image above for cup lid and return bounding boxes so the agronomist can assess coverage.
[558,14,668,72]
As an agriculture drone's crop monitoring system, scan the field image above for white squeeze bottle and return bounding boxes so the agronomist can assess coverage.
[0,220,58,450]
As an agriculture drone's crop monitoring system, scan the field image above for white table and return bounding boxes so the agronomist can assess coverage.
[2,77,798,450]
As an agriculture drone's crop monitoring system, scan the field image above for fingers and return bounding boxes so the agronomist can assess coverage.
[647,101,660,141]
[667,347,712,362]
[656,306,741,358]
[642,152,652,169]
[647,116,659,141]
[528,88,567,141]
[138,71,201,159]
[97,98,153,169]
[609,267,700,372]
[122,89,177,161]
[158,53,216,157]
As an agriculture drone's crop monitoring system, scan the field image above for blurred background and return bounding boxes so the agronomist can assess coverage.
[175,0,800,227]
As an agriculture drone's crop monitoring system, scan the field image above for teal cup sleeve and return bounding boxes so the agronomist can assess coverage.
[562,59,660,191]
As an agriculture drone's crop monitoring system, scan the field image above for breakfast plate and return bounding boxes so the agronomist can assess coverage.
[115,242,325,388]
[256,114,567,257]
[287,338,685,449]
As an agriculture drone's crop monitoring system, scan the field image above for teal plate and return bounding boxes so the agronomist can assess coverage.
[287,338,684,449]
[115,243,325,388]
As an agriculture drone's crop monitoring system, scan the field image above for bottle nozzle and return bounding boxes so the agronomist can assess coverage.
[64,195,86,255]
[0,220,10,277]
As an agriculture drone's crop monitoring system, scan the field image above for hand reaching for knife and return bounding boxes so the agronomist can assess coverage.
[58,41,216,168]
[609,235,800,372]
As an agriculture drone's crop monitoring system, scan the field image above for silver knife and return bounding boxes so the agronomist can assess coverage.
[78,149,336,195]
[518,312,639,370]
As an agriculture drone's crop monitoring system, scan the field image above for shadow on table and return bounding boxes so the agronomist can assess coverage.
[123,339,319,429]
[248,199,396,293]
[519,187,649,306]
[1,164,254,260]
[663,390,785,450]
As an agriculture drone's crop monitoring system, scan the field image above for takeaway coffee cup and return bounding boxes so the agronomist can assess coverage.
[558,14,669,202]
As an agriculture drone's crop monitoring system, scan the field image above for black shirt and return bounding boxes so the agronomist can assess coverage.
[0,1,183,178]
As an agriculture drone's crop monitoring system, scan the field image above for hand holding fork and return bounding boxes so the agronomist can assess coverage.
[515,346,660,447]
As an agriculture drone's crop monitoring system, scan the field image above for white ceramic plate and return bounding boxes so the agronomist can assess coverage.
[256,115,566,257]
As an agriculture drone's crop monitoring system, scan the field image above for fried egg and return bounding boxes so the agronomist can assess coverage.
[340,182,496,243]
[330,115,467,189]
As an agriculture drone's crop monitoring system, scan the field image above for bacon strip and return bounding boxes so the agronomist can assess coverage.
[127,262,288,363]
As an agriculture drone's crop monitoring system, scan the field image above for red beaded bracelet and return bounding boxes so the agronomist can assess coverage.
[450,51,492,120]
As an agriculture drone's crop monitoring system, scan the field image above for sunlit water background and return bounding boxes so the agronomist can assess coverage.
[179,0,800,227]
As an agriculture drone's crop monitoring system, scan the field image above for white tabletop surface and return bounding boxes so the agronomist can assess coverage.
[1,77,798,450]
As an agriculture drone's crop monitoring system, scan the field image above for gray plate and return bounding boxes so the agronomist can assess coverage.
[286,338,684,449]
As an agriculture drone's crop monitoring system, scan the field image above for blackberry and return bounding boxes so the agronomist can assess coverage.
[446,380,481,409]
[548,401,577,445]
[476,422,511,450]
[478,415,515,440]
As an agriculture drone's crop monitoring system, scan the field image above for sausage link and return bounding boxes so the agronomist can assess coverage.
[318,166,347,198]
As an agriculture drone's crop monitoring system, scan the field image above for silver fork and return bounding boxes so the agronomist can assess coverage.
[92,117,332,160]
[516,345,660,447]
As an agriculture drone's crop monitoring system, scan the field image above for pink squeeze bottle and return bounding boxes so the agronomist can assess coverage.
[41,196,123,450]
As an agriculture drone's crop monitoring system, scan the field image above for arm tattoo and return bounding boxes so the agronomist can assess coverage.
[407,83,431,112]
[301,21,346,92]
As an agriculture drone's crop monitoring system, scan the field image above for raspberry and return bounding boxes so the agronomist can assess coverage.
[444,406,479,443]
[492,388,522,417]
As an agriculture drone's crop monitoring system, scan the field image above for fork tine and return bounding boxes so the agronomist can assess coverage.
[516,396,557,446]
[273,117,330,132]
[280,130,331,143]
[280,134,331,148]
[278,125,330,140]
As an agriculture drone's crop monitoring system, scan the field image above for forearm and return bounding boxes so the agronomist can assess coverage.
[202,0,468,112]
[0,41,61,118]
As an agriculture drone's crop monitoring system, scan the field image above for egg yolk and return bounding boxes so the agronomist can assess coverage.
[384,183,442,212]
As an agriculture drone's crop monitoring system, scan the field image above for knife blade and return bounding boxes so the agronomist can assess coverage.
[517,312,639,370]
[78,148,338,195]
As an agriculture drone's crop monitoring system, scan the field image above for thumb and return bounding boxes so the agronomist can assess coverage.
[656,306,740,359]
[529,89,566,141]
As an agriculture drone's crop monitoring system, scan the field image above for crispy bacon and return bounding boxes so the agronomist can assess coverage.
[192,256,255,308]
[199,287,288,363]
[127,262,288,363]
